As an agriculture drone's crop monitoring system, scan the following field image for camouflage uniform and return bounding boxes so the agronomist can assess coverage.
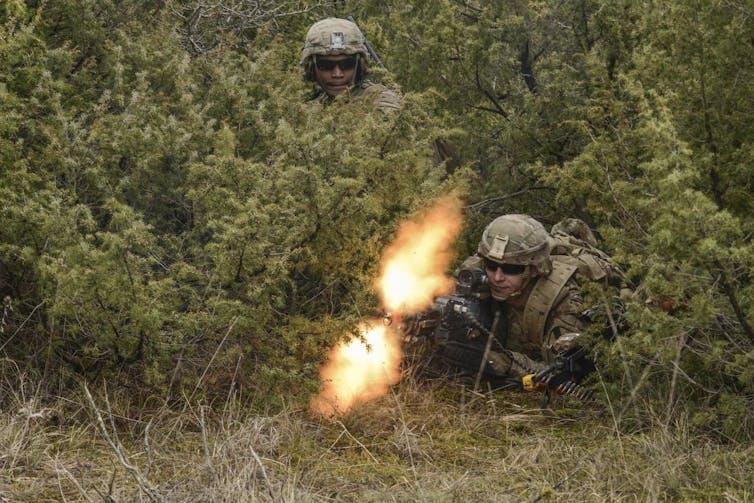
[301,17,401,113]
[311,81,401,112]
[457,214,589,378]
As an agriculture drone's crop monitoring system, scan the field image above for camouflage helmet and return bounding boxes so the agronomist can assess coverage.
[301,17,369,81]
[478,214,552,274]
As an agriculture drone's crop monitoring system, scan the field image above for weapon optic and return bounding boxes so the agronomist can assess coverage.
[384,266,488,343]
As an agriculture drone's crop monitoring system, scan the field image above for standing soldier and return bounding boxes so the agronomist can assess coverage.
[300,17,401,113]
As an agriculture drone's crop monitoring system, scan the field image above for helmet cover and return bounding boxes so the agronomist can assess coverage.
[478,214,552,274]
[301,17,370,81]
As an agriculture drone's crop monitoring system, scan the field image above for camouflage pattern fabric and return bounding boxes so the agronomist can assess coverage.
[505,273,587,367]
[457,254,588,377]
[312,80,401,113]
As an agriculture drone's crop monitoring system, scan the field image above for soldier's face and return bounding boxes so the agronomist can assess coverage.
[484,261,528,302]
[315,55,357,96]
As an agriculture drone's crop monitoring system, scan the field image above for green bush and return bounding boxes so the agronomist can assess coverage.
[1,1,752,439]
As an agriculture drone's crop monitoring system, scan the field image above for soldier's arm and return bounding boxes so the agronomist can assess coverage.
[544,282,589,357]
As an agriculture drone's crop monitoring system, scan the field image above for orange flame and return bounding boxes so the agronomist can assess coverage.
[378,195,464,314]
[309,322,402,417]
[310,195,464,417]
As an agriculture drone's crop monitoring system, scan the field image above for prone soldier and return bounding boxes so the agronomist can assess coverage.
[403,214,600,398]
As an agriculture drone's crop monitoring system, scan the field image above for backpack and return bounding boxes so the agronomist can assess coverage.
[549,218,625,286]
[521,218,627,341]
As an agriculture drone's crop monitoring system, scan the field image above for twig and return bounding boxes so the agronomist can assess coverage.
[248,443,276,501]
[1,296,12,334]
[223,354,243,416]
[91,463,117,503]
[595,368,626,460]
[335,420,380,464]
[711,263,754,343]
[465,188,551,210]
[389,387,419,485]
[666,331,690,425]
[188,316,239,402]
[199,406,213,470]
[0,301,45,352]
[56,460,95,503]
[163,350,184,406]
[604,167,649,238]
[107,463,117,501]
[616,361,652,426]
[475,63,509,118]
[83,383,165,502]
[143,418,154,478]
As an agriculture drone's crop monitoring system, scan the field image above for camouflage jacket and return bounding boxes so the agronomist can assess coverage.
[503,259,587,365]
[310,80,401,113]
[458,255,588,377]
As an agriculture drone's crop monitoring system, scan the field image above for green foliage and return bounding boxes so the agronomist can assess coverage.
[349,0,754,438]
[3,0,27,20]
[351,0,630,221]
[1,0,753,439]
[39,199,172,374]
[0,4,461,403]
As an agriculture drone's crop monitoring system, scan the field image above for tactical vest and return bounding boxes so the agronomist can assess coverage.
[549,229,623,285]
[458,219,623,342]
[521,257,578,342]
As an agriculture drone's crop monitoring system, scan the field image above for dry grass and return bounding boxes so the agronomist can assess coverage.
[2,371,753,502]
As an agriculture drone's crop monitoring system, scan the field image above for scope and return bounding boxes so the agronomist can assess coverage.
[455,267,489,298]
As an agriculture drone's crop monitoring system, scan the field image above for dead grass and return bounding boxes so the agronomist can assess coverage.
[2,371,753,502]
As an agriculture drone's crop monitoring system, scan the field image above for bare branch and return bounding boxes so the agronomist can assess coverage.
[465,187,552,210]
[710,262,754,343]
[474,63,509,118]
[55,459,96,503]
[0,301,45,353]
[84,384,166,502]
[188,316,239,402]
[169,1,336,54]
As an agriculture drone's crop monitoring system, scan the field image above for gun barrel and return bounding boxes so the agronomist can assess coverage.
[382,312,404,326]
[347,16,384,68]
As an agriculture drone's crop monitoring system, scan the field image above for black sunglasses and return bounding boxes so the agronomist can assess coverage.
[315,57,358,72]
[484,260,527,276]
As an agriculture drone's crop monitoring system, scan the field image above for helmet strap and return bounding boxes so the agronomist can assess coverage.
[308,55,317,82]
[350,54,360,87]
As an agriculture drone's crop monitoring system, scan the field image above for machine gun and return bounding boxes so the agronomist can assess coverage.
[388,267,518,388]
[386,267,490,346]
[387,267,595,405]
